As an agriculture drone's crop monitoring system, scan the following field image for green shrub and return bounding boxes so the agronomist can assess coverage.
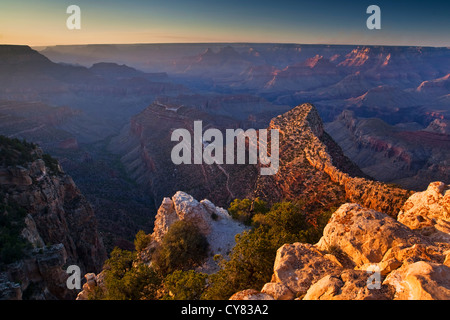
[152,220,208,274]
[203,201,335,299]
[163,270,207,300]
[100,247,162,300]
[202,227,280,300]
[134,230,151,252]
[228,198,268,225]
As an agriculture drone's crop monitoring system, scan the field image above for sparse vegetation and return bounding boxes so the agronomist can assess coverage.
[134,230,151,252]
[203,200,335,299]
[0,136,37,167]
[92,199,335,300]
[228,197,268,225]
[152,220,209,274]
[162,270,208,300]
[99,247,162,300]
[91,221,209,300]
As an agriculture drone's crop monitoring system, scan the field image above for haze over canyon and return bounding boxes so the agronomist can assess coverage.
[0,42,448,300]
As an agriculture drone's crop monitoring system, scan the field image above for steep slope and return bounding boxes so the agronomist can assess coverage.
[113,102,412,217]
[110,102,259,208]
[325,110,450,190]
[253,103,412,217]
[0,136,106,299]
[0,100,80,151]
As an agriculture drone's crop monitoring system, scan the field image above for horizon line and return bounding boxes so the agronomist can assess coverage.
[0,42,445,49]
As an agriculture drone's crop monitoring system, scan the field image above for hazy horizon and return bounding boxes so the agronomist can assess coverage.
[1,0,449,47]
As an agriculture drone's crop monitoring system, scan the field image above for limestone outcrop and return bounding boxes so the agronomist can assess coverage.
[397,181,450,242]
[148,191,248,273]
[76,191,248,299]
[232,182,450,300]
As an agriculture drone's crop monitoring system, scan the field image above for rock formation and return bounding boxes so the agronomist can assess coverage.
[232,182,450,300]
[146,191,248,273]
[76,191,248,300]
[397,181,450,242]
[110,102,260,208]
[0,138,106,299]
[325,110,450,191]
[254,103,412,217]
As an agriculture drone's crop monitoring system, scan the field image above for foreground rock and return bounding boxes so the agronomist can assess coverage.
[77,191,247,300]
[232,182,450,300]
[271,243,341,298]
[397,181,450,243]
[316,203,425,267]
[147,191,247,273]
[384,261,450,300]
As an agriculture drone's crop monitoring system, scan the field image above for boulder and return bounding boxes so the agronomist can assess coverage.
[261,282,294,300]
[244,182,450,300]
[303,270,395,300]
[172,191,212,235]
[316,203,425,267]
[398,181,450,242]
[272,243,341,298]
[151,197,179,243]
[384,261,450,300]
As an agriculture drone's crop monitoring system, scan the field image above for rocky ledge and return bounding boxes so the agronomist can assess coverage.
[232,181,450,300]
[76,191,248,300]
[143,191,248,273]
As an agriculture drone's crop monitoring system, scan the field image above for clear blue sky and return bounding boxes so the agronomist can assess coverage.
[0,0,449,46]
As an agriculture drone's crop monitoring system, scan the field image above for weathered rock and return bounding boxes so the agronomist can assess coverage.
[255,103,412,216]
[76,272,105,300]
[398,181,450,242]
[246,182,450,300]
[0,167,32,186]
[3,163,106,273]
[152,192,216,243]
[384,261,450,300]
[272,243,341,298]
[380,243,445,268]
[229,289,274,300]
[172,191,212,235]
[2,244,73,300]
[0,139,106,300]
[302,275,343,300]
[316,203,425,267]
[303,270,395,300]
[152,197,179,244]
[0,274,22,300]
[149,191,247,273]
[261,282,294,300]
[21,214,45,248]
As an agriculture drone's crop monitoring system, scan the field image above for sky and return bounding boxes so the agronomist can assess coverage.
[0,0,449,47]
